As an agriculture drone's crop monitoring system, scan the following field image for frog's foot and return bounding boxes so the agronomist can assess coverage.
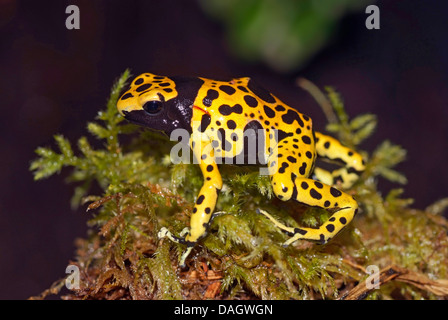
[258,180,358,247]
[256,209,296,246]
[158,227,195,268]
[257,208,323,247]
[179,227,190,238]
[158,227,185,244]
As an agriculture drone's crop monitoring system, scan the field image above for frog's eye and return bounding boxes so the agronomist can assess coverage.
[143,101,163,115]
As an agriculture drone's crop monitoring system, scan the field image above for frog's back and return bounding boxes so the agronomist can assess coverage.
[195,76,312,132]
[191,76,314,164]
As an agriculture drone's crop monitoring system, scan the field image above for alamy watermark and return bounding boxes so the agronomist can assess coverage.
[365,265,380,290]
[365,5,380,30]
[169,124,279,176]
[65,4,380,32]
[65,264,80,290]
[65,5,80,30]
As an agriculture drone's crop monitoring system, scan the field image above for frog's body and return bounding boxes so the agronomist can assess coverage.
[117,73,365,267]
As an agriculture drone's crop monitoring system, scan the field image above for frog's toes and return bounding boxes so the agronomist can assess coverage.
[282,236,299,247]
[179,227,190,238]
[158,227,188,245]
[158,227,170,239]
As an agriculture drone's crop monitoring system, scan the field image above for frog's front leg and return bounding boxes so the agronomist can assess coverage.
[159,131,222,268]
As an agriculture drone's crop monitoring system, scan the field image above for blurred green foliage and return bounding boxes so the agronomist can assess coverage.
[198,0,375,72]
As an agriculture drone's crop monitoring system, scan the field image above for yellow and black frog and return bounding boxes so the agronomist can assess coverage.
[117,73,365,267]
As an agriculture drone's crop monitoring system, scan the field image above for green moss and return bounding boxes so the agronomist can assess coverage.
[29,71,448,300]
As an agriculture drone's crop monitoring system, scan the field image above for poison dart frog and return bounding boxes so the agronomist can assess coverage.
[117,73,365,267]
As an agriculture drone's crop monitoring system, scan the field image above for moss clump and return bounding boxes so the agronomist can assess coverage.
[29,70,448,300]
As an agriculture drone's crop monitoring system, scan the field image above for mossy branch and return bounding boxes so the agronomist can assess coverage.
[30,72,448,300]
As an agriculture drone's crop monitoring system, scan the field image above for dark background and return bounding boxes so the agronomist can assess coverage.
[0,0,447,299]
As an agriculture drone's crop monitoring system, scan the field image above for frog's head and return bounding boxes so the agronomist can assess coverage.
[117,73,195,135]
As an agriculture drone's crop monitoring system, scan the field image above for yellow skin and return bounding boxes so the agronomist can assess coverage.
[117,73,365,267]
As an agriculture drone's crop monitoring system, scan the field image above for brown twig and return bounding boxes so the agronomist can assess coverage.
[343,265,448,300]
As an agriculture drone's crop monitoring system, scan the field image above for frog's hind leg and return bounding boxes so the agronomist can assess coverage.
[266,138,359,245]
[265,177,359,245]
[313,132,366,188]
